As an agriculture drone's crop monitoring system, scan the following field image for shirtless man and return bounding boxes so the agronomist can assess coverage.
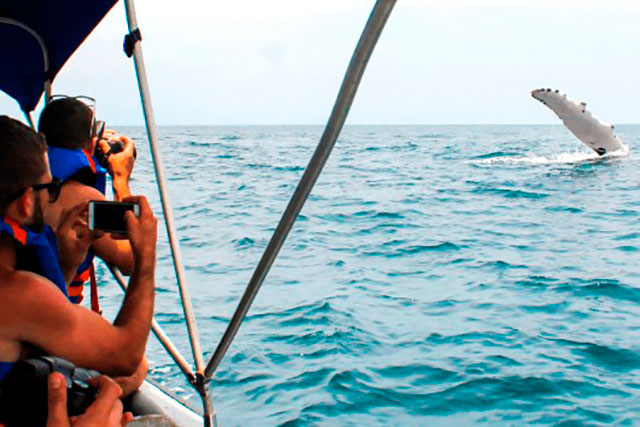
[38,97,135,306]
[0,116,156,402]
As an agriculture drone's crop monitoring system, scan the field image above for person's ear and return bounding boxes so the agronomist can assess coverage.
[16,188,35,219]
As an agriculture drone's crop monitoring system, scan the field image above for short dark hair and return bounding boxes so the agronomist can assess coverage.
[38,98,93,150]
[0,116,48,212]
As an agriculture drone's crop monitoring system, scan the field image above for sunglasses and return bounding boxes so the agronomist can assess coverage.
[3,179,63,205]
[47,95,103,140]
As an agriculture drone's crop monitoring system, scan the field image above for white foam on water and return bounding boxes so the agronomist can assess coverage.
[469,145,630,166]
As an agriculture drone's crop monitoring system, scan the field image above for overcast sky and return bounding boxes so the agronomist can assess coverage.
[1,0,639,125]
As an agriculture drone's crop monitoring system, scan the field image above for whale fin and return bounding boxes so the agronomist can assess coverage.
[531,88,625,155]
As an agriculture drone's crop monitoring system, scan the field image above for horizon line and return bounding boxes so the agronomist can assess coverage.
[109,122,640,127]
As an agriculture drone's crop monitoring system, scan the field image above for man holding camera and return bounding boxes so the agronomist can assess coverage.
[0,116,157,422]
[46,372,134,427]
[38,96,136,308]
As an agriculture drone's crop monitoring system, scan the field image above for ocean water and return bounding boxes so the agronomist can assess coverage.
[95,124,640,425]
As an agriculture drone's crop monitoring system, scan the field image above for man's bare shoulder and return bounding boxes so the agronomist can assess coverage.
[0,267,68,329]
[0,267,66,303]
[0,267,81,349]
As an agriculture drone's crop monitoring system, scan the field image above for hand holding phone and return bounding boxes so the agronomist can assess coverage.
[88,201,140,234]
[118,196,158,266]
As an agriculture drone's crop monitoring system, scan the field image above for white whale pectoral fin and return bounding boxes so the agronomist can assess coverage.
[531,88,624,154]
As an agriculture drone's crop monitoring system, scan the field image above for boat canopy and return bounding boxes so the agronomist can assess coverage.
[0,0,118,113]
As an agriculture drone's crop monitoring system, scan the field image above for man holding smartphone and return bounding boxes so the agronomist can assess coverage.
[0,116,157,403]
[38,96,136,308]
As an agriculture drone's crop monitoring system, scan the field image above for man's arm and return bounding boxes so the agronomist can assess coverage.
[93,135,137,273]
[113,355,148,397]
[92,234,134,276]
[112,177,130,202]
[11,196,157,376]
[55,203,96,285]
[100,134,135,202]
[58,184,134,275]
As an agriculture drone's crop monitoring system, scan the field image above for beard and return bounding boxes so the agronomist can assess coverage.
[29,192,46,233]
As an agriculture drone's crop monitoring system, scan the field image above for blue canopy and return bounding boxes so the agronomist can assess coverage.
[0,0,118,112]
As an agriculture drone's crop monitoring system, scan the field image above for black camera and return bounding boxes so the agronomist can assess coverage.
[0,357,98,426]
[93,122,137,169]
[94,137,127,168]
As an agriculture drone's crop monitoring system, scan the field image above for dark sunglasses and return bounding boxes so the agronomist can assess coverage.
[3,179,63,205]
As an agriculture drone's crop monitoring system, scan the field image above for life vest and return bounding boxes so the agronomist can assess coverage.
[0,217,69,381]
[48,146,107,194]
[48,146,106,310]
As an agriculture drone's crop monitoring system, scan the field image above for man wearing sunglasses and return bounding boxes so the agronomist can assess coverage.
[0,116,157,401]
[38,96,136,309]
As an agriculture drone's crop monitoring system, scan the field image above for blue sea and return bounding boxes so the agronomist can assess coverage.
[96,125,640,425]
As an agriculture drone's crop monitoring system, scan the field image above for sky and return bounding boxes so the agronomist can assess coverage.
[1,0,639,125]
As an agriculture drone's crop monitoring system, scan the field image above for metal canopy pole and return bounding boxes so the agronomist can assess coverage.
[24,112,35,129]
[204,0,397,380]
[122,1,213,424]
[122,2,213,424]
[122,0,205,375]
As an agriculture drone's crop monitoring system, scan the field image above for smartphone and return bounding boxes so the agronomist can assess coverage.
[88,201,140,234]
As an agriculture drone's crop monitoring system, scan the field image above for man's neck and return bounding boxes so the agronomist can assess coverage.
[0,234,17,271]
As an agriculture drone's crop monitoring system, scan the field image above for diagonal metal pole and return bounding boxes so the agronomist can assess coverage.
[204,0,397,380]
[122,0,205,375]
[107,264,196,384]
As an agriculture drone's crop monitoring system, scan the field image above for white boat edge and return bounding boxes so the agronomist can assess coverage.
[127,379,211,426]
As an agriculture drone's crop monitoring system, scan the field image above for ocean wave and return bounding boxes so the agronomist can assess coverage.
[555,278,640,304]
[552,339,640,372]
[364,242,461,257]
[472,187,549,199]
[471,151,522,160]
